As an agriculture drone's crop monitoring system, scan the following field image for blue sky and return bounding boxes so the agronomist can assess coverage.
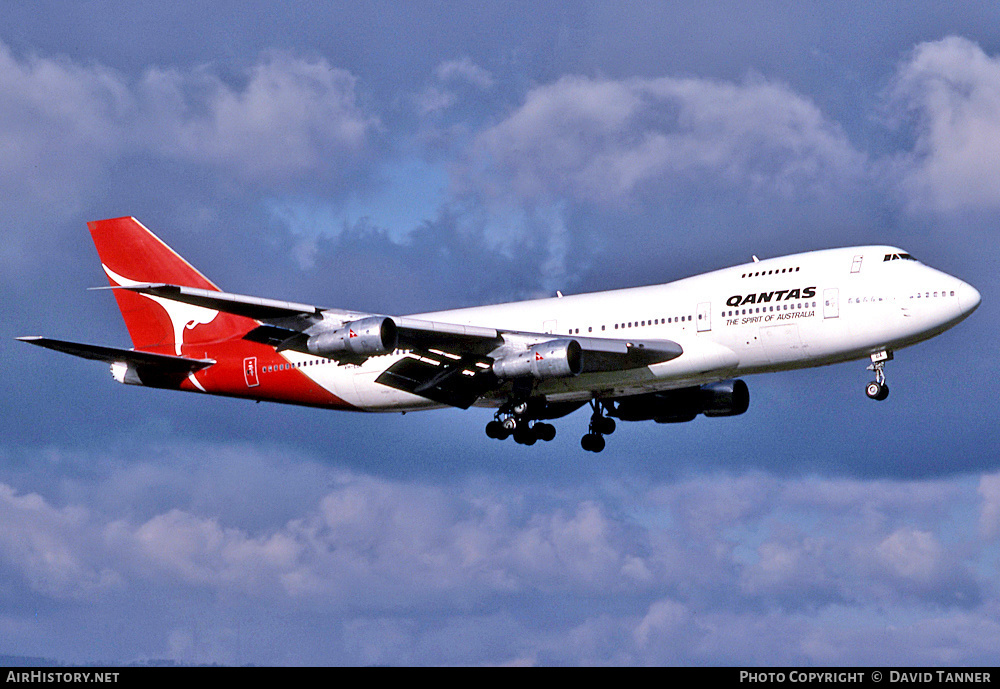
[2,1,1000,665]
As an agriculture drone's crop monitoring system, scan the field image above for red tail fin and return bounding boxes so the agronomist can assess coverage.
[88,217,254,353]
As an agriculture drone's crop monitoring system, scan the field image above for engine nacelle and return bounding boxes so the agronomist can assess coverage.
[109,361,186,389]
[612,379,749,423]
[110,361,144,386]
[306,316,398,357]
[492,339,583,380]
[700,379,750,417]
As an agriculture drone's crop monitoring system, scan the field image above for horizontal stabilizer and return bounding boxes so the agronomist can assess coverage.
[17,336,214,372]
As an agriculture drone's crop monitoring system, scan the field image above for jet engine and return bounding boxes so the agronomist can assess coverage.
[109,361,188,389]
[110,361,143,386]
[306,316,398,357]
[612,379,749,423]
[492,339,583,380]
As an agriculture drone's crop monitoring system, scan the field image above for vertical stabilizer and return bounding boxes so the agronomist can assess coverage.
[88,217,254,353]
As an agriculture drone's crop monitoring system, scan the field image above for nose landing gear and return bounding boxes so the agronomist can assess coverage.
[581,400,615,453]
[865,350,892,401]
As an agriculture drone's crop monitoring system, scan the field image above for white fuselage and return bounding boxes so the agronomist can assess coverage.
[273,246,981,411]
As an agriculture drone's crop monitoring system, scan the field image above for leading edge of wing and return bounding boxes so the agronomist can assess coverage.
[395,320,684,369]
[17,336,215,372]
[99,282,685,372]
[94,283,329,322]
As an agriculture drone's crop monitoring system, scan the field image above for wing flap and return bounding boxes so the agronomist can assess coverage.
[375,352,494,409]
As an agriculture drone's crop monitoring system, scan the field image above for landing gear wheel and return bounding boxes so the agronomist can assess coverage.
[865,381,889,401]
[535,422,556,442]
[485,420,504,438]
[865,351,892,402]
[866,381,881,400]
[581,433,605,453]
[594,416,616,435]
[490,393,562,445]
[581,400,614,452]
[513,425,537,445]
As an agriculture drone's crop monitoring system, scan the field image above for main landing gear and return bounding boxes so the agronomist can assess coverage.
[865,350,892,401]
[485,398,557,445]
[581,400,615,453]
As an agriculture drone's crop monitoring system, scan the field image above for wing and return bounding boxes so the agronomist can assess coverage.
[104,283,687,408]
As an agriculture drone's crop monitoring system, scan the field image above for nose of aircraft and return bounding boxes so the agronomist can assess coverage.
[957,280,982,314]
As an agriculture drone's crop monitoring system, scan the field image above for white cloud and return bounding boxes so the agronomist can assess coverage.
[0,40,377,218]
[415,57,494,116]
[3,454,998,664]
[435,57,494,89]
[0,42,129,220]
[977,472,1000,539]
[0,484,121,600]
[890,36,1000,213]
[414,85,458,115]
[462,74,866,205]
[633,598,690,649]
[877,528,943,582]
[137,53,376,183]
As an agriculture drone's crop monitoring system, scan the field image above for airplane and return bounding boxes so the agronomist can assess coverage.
[19,217,981,452]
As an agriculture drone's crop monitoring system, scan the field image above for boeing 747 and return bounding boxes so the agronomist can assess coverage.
[19,217,981,452]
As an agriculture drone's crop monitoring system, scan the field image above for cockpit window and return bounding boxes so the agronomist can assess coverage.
[883,252,917,262]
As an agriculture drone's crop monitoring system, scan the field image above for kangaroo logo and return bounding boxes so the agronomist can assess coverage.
[102,264,219,356]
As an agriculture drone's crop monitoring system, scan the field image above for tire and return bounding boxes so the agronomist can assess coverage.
[485,420,503,439]
[866,381,882,400]
[875,384,889,401]
[514,426,537,445]
[581,433,605,452]
[595,417,616,435]
[536,423,556,442]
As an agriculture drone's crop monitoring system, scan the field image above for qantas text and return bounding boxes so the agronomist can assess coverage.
[726,287,817,307]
